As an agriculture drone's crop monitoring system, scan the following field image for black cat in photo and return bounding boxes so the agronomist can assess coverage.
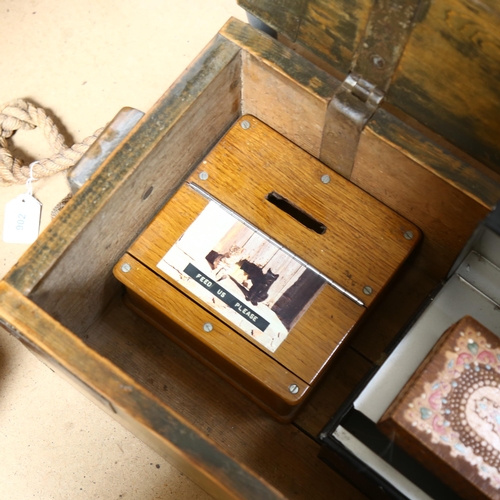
[230,259,279,306]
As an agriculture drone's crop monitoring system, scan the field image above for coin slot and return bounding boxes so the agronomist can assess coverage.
[266,192,326,235]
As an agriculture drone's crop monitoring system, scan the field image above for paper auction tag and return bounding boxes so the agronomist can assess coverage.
[3,193,42,244]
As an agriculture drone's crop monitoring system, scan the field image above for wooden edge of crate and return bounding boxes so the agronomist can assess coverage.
[367,109,500,210]
[4,32,242,297]
[0,281,286,500]
[220,17,340,101]
[221,18,500,213]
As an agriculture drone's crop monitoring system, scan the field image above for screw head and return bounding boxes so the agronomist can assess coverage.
[363,286,373,295]
[371,54,386,69]
[404,230,414,240]
[198,171,209,181]
[241,120,251,130]
[289,384,299,394]
[321,174,331,184]
[121,263,131,273]
[203,322,213,332]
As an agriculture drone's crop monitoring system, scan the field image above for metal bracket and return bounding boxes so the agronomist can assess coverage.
[319,0,421,179]
[320,73,384,179]
[351,0,423,92]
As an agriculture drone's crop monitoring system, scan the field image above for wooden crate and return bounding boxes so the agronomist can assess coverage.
[1,6,500,499]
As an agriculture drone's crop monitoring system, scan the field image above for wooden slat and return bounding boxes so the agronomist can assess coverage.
[13,35,242,335]
[114,254,309,418]
[387,0,500,173]
[127,184,364,386]
[181,116,418,306]
[294,0,372,74]
[0,282,286,500]
[241,0,500,173]
[368,109,500,209]
[352,125,491,280]
[238,0,309,41]
[220,18,340,157]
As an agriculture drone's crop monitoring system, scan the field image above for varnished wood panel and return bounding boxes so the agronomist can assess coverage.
[1,15,497,500]
[220,19,340,157]
[114,254,309,419]
[388,0,500,173]
[20,37,242,335]
[352,125,490,280]
[127,185,364,386]
[181,115,418,305]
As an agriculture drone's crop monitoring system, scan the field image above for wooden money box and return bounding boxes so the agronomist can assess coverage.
[1,0,500,497]
[379,316,500,500]
[113,115,418,420]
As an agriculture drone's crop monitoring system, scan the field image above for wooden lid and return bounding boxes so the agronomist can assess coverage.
[238,0,500,176]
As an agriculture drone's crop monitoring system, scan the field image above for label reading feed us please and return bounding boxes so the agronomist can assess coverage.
[157,201,325,353]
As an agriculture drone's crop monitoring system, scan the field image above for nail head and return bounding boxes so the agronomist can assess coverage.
[371,54,385,69]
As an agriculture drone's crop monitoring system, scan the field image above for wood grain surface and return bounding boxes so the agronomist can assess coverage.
[127,183,364,386]
[1,14,498,500]
[114,254,309,420]
[184,115,419,305]
[19,36,242,336]
[294,0,372,74]
[221,19,340,157]
[240,1,500,173]
[388,0,500,173]
[352,125,490,280]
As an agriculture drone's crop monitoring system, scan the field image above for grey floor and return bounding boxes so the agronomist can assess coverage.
[0,2,246,498]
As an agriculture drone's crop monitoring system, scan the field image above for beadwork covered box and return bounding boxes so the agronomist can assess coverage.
[380,316,500,499]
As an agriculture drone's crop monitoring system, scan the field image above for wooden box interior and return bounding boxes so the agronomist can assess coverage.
[2,18,500,500]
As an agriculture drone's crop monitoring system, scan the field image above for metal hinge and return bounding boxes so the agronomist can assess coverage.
[319,0,422,179]
[320,73,385,179]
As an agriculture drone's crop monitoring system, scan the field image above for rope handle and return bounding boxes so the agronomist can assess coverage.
[0,99,103,187]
